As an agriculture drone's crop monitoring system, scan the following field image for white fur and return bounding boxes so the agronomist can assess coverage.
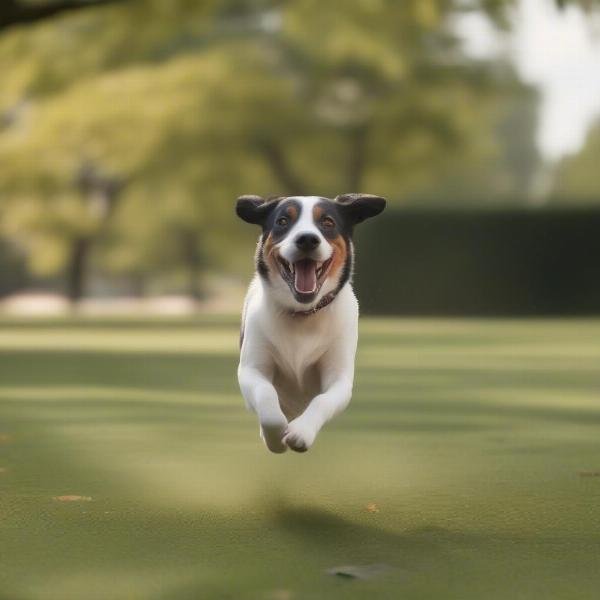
[277,196,333,265]
[257,196,343,314]
[238,196,358,453]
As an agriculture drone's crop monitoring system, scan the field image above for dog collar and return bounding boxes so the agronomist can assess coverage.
[290,291,339,317]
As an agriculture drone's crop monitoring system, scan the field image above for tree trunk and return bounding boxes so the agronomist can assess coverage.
[256,139,309,196]
[66,162,123,305]
[66,237,90,305]
[187,265,202,302]
[129,272,147,298]
[180,230,203,301]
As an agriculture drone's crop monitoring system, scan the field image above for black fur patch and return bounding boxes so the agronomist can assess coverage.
[314,199,354,239]
[256,237,270,281]
[314,199,355,292]
[262,199,302,241]
[255,199,302,283]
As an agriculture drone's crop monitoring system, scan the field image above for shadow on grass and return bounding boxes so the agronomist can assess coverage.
[347,398,600,428]
[2,487,475,600]
[0,351,239,393]
[356,366,600,394]
[5,388,600,448]
[151,504,465,600]
[0,317,239,330]
[154,503,600,600]
[2,348,600,440]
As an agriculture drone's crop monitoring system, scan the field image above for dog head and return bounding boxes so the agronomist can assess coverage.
[236,194,386,309]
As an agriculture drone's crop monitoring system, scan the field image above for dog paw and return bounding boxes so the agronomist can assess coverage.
[283,418,317,453]
[259,412,288,454]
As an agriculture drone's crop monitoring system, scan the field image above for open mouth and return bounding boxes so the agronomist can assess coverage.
[276,255,333,300]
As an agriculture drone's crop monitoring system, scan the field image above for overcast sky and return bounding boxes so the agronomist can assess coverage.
[456,0,600,161]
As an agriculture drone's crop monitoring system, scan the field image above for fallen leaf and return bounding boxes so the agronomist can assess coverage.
[326,564,391,580]
[53,495,93,502]
[267,590,294,600]
[366,502,379,513]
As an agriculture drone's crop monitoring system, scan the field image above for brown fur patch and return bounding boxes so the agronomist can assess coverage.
[286,205,298,221]
[328,234,347,281]
[262,232,280,274]
[313,205,323,221]
[263,232,275,261]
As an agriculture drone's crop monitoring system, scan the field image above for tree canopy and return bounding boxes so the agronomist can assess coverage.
[0,0,549,299]
[553,118,600,202]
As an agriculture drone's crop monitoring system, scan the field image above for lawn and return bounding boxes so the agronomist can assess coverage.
[1,316,600,600]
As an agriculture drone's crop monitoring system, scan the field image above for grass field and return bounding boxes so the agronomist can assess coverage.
[1,316,600,600]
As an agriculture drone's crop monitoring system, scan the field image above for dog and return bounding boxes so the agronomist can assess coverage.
[236,194,386,453]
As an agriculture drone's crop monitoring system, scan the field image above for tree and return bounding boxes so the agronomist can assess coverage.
[552,119,600,202]
[0,0,543,300]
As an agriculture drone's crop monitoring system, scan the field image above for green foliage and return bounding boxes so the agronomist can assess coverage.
[0,0,539,296]
[553,119,600,202]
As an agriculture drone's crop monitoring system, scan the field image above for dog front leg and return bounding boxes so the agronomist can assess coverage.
[283,376,353,453]
[238,366,288,453]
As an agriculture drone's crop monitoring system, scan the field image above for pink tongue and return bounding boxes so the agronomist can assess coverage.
[294,259,317,293]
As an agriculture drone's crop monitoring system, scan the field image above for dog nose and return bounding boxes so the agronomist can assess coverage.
[295,233,320,251]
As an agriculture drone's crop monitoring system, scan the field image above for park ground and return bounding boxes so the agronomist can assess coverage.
[1,316,600,599]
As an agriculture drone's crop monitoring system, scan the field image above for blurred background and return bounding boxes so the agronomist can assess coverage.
[3,4,600,599]
[1,0,599,316]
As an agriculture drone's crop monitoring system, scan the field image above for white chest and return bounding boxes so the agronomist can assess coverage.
[268,318,330,383]
[266,318,331,419]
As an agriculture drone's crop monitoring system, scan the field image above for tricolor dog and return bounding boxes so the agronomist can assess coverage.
[236,194,386,453]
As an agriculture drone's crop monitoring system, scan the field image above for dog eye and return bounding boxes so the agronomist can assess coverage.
[276,217,288,227]
[321,216,335,228]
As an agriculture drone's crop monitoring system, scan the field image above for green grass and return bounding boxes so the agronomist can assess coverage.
[1,316,600,600]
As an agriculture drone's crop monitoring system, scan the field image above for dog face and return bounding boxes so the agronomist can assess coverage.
[237,194,386,308]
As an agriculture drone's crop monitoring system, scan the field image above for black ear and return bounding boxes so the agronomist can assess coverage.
[236,195,279,225]
[334,193,386,224]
